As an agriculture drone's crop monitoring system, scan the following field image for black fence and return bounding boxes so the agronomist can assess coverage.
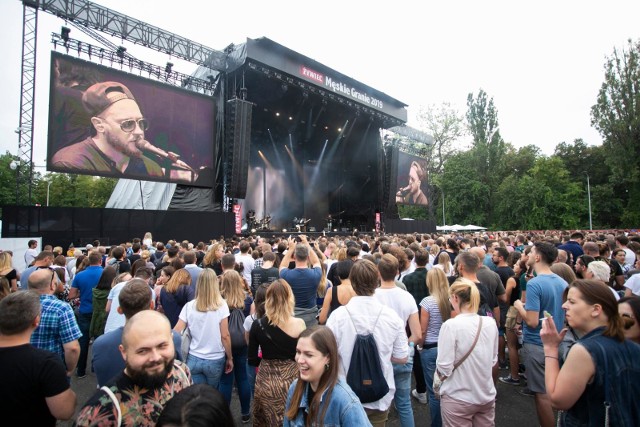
[385,219,436,234]
[1,206,235,248]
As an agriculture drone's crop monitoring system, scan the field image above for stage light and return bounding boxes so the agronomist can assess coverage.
[333,229,337,232]
[283,229,287,232]
[165,62,173,74]
[251,228,257,233]
[60,26,70,42]
[116,46,126,58]
[275,112,280,117]
[289,116,293,120]
[338,128,342,132]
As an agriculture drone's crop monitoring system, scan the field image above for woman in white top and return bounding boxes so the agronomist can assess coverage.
[436,278,498,427]
[419,268,452,427]
[174,268,233,388]
[433,252,454,277]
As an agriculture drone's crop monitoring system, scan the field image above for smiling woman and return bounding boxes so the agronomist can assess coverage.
[284,326,371,427]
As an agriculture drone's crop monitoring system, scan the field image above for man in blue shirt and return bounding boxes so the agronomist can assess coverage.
[279,236,322,327]
[514,242,567,427]
[557,232,584,266]
[68,250,103,378]
[28,268,82,375]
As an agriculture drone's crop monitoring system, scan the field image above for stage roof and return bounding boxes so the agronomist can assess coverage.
[227,37,407,125]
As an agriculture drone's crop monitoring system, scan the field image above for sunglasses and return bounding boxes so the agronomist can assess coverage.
[99,117,149,133]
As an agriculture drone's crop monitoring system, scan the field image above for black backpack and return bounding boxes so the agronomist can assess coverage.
[228,308,247,351]
[476,282,495,319]
[345,306,389,404]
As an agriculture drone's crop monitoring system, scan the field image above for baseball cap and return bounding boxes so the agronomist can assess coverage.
[82,81,136,117]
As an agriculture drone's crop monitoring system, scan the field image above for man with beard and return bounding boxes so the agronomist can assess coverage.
[75,309,191,426]
[50,81,164,179]
[92,278,183,387]
[395,160,428,205]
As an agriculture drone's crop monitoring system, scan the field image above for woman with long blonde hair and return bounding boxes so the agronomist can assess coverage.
[174,268,233,388]
[248,279,306,426]
[219,270,253,420]
[203,243,225,275]
[160,268,195,328]
[436,278,498,426]
[419,268,452,427]
[434,252,454,277]
[0,252,18,292]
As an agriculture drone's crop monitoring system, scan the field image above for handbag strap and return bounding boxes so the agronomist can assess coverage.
[345,305,384,335]
[101,386,122,427]
[593,340,611,427]
[454,316,483,370]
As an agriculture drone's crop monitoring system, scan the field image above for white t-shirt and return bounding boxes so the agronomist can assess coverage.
[179,300,230,360]
[235,253,255,286]
[244,313,257,333]
[326,296,408,411]
[624,274,640,296]
[104,281,154,333]
[436,313,498,405]
[373,287,418,324]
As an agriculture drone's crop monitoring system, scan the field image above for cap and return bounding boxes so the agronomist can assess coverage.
[82,81,136,117]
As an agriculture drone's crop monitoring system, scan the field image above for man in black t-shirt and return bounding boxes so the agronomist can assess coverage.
[0,291,76,425]
[250,251,279,294]
[492,247,515,368]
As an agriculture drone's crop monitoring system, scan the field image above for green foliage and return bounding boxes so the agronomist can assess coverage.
[591,38,640,223]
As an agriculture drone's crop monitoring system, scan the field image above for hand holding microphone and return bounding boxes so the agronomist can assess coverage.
[135,139,195,172]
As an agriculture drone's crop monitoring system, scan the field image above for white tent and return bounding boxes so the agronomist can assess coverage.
[437,224,487,232]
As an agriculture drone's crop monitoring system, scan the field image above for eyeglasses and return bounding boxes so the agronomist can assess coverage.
[36,266,60,286]
[99,117,149,133]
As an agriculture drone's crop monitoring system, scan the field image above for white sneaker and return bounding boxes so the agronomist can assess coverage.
[411,389,427,404]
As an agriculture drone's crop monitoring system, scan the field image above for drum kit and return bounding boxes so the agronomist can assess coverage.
[245,210,272,231]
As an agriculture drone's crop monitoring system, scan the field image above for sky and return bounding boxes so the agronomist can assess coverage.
[1,0,639,169]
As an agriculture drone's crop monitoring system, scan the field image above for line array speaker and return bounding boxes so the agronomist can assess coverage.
[225,98,252,199]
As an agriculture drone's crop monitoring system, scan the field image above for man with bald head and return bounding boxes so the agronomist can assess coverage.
[76,310,191,426]
[28,268,81,376]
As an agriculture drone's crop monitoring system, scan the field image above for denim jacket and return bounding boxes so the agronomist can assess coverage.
[284,378,372,427]
[563,327,640,426]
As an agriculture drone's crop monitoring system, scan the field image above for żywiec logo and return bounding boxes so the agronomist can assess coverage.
[300,66,324,84]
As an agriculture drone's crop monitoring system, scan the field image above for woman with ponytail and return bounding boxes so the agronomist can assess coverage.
[435,278,498,427]
[541,279,640,426]
[284,325,370,426]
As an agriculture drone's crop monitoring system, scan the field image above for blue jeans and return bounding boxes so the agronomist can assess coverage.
[219,348,251,416]
[187,354,225,388]
[392,347,415,427]
[247,360,257,398]
[420,346,442,427]
[76,312,92,376]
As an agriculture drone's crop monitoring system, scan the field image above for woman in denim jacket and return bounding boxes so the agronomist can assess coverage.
[284,325,371,427]
[541,279,640,426]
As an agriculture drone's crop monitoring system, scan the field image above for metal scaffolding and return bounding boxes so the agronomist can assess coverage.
[17,1,39,205]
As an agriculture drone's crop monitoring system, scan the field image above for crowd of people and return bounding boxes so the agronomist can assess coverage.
[1,229,639,426]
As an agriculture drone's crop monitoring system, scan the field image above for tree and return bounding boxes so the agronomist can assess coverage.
[591,38,640,226]
[441,151,491,225]
[414,102,467,176]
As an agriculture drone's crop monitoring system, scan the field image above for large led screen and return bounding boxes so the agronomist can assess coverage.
[47,52,215,187]
[395,151,429,207]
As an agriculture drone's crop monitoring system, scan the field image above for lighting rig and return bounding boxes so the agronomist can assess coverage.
[51,33,219,95]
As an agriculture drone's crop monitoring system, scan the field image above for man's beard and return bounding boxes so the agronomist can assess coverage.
[106,131,143,158]
[125,356,175,390]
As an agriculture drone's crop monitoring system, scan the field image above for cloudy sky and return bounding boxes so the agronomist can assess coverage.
[1,0,639,168]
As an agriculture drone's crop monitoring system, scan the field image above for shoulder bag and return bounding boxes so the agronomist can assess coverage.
[433,316,483,399]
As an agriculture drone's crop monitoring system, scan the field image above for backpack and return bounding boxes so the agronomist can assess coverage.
[228,308,247,351]
[345,306,389,404]
[476,282,495,318]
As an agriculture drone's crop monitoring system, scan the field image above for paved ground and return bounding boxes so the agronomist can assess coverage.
[59,346,540,426]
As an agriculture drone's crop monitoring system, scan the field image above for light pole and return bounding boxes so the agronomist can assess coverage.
[442,189,446,226]
[585,172,592,231]
[9,160,18,205]
[47,180,52,207]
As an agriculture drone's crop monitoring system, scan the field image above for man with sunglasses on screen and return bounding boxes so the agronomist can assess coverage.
[50,81,164,178]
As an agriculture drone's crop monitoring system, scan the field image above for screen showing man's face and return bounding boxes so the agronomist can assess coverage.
[98,99,145,158]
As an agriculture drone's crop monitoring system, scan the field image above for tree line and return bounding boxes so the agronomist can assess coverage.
[399,38,640,230]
